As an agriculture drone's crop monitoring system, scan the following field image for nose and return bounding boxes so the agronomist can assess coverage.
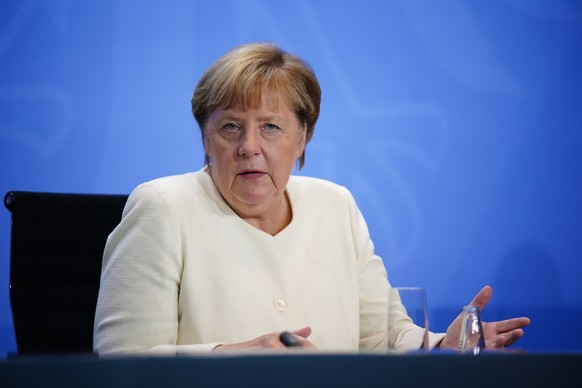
[238,129,261,157]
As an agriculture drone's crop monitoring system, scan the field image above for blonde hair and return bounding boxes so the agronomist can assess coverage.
[191,43,321,168]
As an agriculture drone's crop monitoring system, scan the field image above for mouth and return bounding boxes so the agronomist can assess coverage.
[238,169,266,180]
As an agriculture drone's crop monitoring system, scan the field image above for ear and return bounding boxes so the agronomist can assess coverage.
[295,122,307,158]
[202,127,212,158]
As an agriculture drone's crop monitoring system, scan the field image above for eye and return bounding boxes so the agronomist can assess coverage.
[221,122,239,132]
[262,123,281,133]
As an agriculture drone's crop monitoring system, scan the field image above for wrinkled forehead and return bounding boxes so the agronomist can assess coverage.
[222,81,292,113]
[204,86,304,133]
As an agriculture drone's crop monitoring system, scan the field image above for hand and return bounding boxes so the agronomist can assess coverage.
[440,286,531,350]
[213,326,315,351]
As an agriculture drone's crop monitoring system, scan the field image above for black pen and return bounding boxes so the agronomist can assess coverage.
[279,331,302,347]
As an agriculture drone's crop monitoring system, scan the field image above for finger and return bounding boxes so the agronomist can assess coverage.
[500,329,524,347]
[491,335,506,350]
[297,337,317,348]
[292,326,312,339]
[488,328,524,349]
[492,317,531,333]
[467,285,493,310]
[292,327,317,348]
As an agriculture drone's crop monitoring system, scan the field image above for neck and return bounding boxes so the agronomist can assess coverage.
[237,193,291,236]
[205,168,292,235]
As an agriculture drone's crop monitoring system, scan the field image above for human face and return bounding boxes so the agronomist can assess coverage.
[203,99,306,215]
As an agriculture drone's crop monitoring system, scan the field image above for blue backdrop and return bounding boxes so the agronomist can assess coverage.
[1,0,581,356]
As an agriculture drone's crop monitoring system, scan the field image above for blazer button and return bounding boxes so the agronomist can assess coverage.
[273,298,286,312]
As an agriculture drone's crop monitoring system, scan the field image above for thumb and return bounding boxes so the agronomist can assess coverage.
[468,285,493,311]
[292,326,312,339]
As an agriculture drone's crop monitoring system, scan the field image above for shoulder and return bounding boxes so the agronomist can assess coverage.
[289,175,350,194]
[288,175,354,207]
[125,171,210,215]
[134,171,205,195]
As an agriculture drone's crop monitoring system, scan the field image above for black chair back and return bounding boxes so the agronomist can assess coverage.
[4,191,128,354]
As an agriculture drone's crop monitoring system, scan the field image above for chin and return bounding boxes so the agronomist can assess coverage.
[235,190,276,206]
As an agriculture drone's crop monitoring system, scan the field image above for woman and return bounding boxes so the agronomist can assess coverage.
[94,43,529,354]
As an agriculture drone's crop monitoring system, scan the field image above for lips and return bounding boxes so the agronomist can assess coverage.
[238,168,263,175]
[238,169,266,179]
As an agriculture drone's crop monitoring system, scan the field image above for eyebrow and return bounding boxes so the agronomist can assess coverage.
[258,114,283,122]
[219,113,284,122]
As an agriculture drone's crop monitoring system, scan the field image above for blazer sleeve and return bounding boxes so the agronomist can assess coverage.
[347,191,445,351]
[93,182,222,355]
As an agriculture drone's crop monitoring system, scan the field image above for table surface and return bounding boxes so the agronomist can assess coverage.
[1,352,581,388]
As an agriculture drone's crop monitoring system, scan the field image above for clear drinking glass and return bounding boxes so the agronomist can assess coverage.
[387,287,430,352]
[459,306,486,355]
